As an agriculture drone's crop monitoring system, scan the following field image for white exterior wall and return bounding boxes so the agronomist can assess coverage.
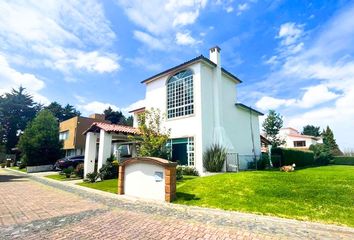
[144,63,204,173]
[84,132,98,178]
[282,135,318,148]
[124,163,165,201]
[97,129,112,170]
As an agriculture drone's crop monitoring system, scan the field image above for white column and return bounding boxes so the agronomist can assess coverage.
[97,129,112,171]
[84,132,98,178]
[131,143,137,157]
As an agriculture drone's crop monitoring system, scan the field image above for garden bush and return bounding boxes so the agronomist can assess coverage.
[177,165,199,176]
[75,163,84,178]
[332,156,354,165]
[309,144,332,166]
[176,167,183,180]
[203,144,227,172]
[85,172,98,183]
[99,159,119,180]
[63,166,74,178]
[271,148,314,167]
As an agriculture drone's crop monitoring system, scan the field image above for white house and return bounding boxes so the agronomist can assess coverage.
[129,46,263,173]
[83,46,263,176]
[279,127,323,149]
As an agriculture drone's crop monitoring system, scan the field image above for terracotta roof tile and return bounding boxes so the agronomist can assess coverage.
[84,122,140,135]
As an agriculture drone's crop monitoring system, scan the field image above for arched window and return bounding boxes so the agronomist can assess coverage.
[167,69,194,119]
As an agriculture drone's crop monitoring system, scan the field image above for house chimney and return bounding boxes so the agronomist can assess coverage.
[209,46,221,67]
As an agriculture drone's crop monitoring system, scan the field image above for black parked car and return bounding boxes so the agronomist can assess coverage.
[54,155,84,170]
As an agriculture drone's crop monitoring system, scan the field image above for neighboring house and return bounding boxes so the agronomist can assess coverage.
[260,135,271,153]
[278,127,323,149]
[59,114,109,156]
[129,46,263,173]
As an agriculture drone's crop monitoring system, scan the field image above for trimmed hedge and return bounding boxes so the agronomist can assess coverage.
[332,156,354,165]
[271,148,314,167]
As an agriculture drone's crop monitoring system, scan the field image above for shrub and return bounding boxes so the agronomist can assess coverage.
[309,144,332,166]
[85,172,98,183]
[271,148,314,167]
[99,160,119,180]
[18,156,28,169]
[203,144,227,172]
[332,156,354,165]
[1,163,5,168]
[75,163,84,178]
[63,166,74,178]
[247,154,270,170]
[177,165,199,176]
[176,167,183,180]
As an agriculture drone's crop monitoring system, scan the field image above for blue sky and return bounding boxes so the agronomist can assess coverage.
[0,0,353,149]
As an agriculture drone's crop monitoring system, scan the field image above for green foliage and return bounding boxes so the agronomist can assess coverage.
[0,87,40,153]
[262,110,285,147]
[177,165,199,176]
[309,144,332,166]
[45,101,80,122]
[302,125,321,137]
[99,160,119,180]
[63,166,74,178]
[75,163,84,178]
[18,110,63,167]
[176,167,183,180]
[248,153,270,170]
[322,126,342,156]
[271,148,314,167]
[332,156,354,165]
[103,106,132,126]
[130,108,170,159]
[203,144,227,172]
[85,172,98,183]
[1,163,5,168]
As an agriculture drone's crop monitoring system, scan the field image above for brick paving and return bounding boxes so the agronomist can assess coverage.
[1,169,354,240]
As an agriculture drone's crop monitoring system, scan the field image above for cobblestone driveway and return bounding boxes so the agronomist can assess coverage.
[1,169,354,240]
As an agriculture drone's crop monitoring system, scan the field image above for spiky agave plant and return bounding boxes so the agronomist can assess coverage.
[203,144,227,172]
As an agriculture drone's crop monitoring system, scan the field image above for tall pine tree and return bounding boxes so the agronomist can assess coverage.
[262,110,285,147]
[322,126,342,156]
[0,87,39,153]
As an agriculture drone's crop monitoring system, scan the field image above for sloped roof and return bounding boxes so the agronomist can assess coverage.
[235,103,264,116]
[83,122,140,135]
[141,55,242,84]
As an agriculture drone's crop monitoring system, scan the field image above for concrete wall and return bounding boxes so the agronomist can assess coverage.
[124,163,166,201]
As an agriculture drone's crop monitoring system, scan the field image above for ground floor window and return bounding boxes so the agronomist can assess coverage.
[167,137,195,166]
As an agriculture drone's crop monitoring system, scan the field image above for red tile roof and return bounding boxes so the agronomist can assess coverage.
[83,122,140,135]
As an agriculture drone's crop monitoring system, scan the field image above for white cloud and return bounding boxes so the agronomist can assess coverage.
[117,0,206,49]
[78,101,119,115]
[176,32,199,45]
[226,6,234,13]
[126,57,163,72]
[237,3,249,15]
[256,96,296,110]
[133,31,166,50]
[277,22,304,46]
[0,0,119,74]
[122,99,146,115]
[0,54,49,104]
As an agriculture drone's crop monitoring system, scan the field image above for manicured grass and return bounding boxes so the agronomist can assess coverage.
[78,179,118,194]
[45,174,81,181]
[9,166,27,172]
[175,165,354,227]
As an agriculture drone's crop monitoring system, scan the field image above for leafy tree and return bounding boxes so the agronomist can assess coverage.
[262,110,285,147]
[130,108,170,159]
[45,102,80,122]
[0,87,39,153]
[18,110,63,166]
[302,125,321,137]
[103,107,133,126]
[322,126,342,156]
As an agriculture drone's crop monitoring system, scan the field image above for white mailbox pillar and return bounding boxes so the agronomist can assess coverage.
[84,132,98,178]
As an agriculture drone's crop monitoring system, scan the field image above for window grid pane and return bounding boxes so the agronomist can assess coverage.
[167,70,194,119]
[187,137,195,166]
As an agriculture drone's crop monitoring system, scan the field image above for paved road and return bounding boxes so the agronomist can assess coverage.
[0,169,353,240]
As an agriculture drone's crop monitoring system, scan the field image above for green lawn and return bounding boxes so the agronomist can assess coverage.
[175,165,354,227]
[9,166,27,172]
[45,174,81,181]
[78,179,118,194]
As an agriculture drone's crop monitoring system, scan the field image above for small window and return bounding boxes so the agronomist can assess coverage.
[59,131,69,140]
[293,141,306,147]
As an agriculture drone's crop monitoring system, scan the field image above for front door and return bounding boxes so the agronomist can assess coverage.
[172,143,188,165]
